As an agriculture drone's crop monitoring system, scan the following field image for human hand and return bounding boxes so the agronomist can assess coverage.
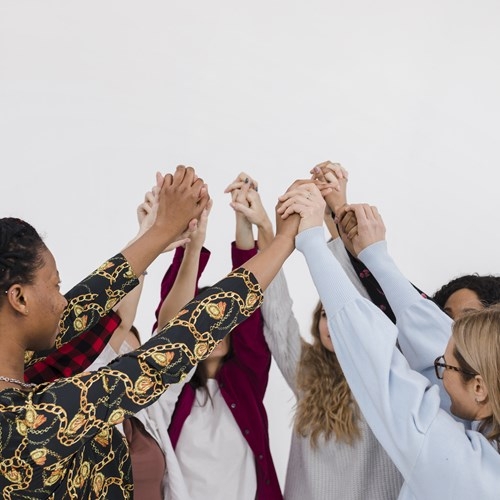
[274,199,300,242]
[185,198,213,252]
[277,180,326,233]
[310,161,348,215]
[155,166,210,240]
[340,204,386,256]
[137,188,158,235]
[229,178,272,230]
[136,172,163,236]
[224,172,258,195]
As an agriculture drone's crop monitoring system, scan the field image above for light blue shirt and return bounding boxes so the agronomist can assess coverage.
[296,226,500,499]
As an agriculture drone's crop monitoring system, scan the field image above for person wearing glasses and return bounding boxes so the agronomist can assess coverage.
[278,182,500,499]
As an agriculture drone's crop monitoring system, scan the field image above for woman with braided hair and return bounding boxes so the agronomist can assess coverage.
[0,166,301,499]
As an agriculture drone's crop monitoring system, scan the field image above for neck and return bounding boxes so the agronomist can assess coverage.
[0,329,30,387]
[203,357,223,379]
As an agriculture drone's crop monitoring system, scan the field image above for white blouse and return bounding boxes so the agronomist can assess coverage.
[175,378,257,500]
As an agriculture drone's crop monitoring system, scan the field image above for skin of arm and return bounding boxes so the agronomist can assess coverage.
[122,166,209,278]
[225,172,274,251]
[156,200,212,330]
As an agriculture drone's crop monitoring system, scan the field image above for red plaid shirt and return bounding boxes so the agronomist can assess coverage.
[24,312,121,384]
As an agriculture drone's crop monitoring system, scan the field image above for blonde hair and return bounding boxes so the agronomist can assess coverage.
[453,305,500,447]
[294,301,361,447]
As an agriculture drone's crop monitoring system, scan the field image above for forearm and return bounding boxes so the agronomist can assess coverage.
[240,234,295,291]
[235,213,255,250]
[157,247,201,329]
[296,227,439,477]
[55,253,138,348]
[121,224,179,278]
[358,241,452,374]
[257,218,274,250]
[262,269,302,393]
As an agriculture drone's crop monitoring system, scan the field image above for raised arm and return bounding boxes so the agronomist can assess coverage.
[226,172,274,250]
[337,204,452,407]
[156,200,212,330]
[278,182,495,496]
[24,169,204,376]
[225,173,275,393]
[261,268,303,395]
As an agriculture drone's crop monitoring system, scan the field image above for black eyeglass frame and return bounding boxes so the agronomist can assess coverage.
[433,355,477,380]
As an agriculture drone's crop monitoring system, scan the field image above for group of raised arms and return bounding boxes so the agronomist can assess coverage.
[0,163,499,500]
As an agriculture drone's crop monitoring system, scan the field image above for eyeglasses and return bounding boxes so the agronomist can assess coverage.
[433,355,477,380]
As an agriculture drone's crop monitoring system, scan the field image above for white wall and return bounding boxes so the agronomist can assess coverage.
[1,0,500,486]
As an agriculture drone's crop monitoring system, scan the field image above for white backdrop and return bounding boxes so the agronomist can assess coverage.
[1,0,500,487]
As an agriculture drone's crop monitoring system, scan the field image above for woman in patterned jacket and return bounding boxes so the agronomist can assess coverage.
[0,166,300,499]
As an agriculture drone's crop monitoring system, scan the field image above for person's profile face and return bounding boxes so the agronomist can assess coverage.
[443,288,483,320]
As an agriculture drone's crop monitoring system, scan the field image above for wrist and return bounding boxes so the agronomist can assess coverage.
[330,202,347,218]
[272,233,296,252]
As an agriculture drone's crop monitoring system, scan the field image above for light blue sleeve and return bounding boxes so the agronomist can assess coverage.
[357,241,453,411]
[295,227,500,498]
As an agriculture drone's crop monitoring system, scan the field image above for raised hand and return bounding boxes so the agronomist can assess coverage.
[342,204,386,256]
[310,160,348,216]
[277,181,326,233]
[224,172,259,195]
[137,174,193,252]
[226,172,274,250]
[156,165,209,241]
[185,199,213,252]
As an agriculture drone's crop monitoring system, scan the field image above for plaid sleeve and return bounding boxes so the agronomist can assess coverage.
[24,252,138,372]
[24,311,121,384]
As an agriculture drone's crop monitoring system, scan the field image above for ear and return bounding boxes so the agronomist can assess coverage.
[473,374,489,405]
[5,284,29,315]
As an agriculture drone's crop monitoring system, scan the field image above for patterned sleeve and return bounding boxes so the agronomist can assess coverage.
[228,242,271,398]
[4,268,262,464]
[24,253,139,370]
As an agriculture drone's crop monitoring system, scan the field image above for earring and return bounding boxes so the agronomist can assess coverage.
[475,398,482,405]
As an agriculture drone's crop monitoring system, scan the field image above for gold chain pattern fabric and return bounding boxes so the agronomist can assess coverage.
[24,254,139,369]
[1,266,261,499]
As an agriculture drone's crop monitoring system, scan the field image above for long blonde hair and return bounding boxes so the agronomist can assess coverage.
[294,301,361,447]
[453,306,500,448]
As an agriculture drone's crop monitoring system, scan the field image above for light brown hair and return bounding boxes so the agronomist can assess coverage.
[294,301,361,447]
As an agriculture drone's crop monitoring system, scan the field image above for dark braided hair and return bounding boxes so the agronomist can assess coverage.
[433,274,500,310]
[0,218,47,295]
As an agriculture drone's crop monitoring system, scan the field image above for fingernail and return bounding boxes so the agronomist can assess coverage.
[244,178,249,183]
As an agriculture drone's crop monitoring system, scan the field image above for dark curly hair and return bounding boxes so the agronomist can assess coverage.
[433,274,500,310]
[0,218,46,297]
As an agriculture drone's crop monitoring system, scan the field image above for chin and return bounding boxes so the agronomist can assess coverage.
[449,404,469,421]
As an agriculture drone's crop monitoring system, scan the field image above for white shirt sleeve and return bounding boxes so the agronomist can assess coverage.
[261,269,303,395]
